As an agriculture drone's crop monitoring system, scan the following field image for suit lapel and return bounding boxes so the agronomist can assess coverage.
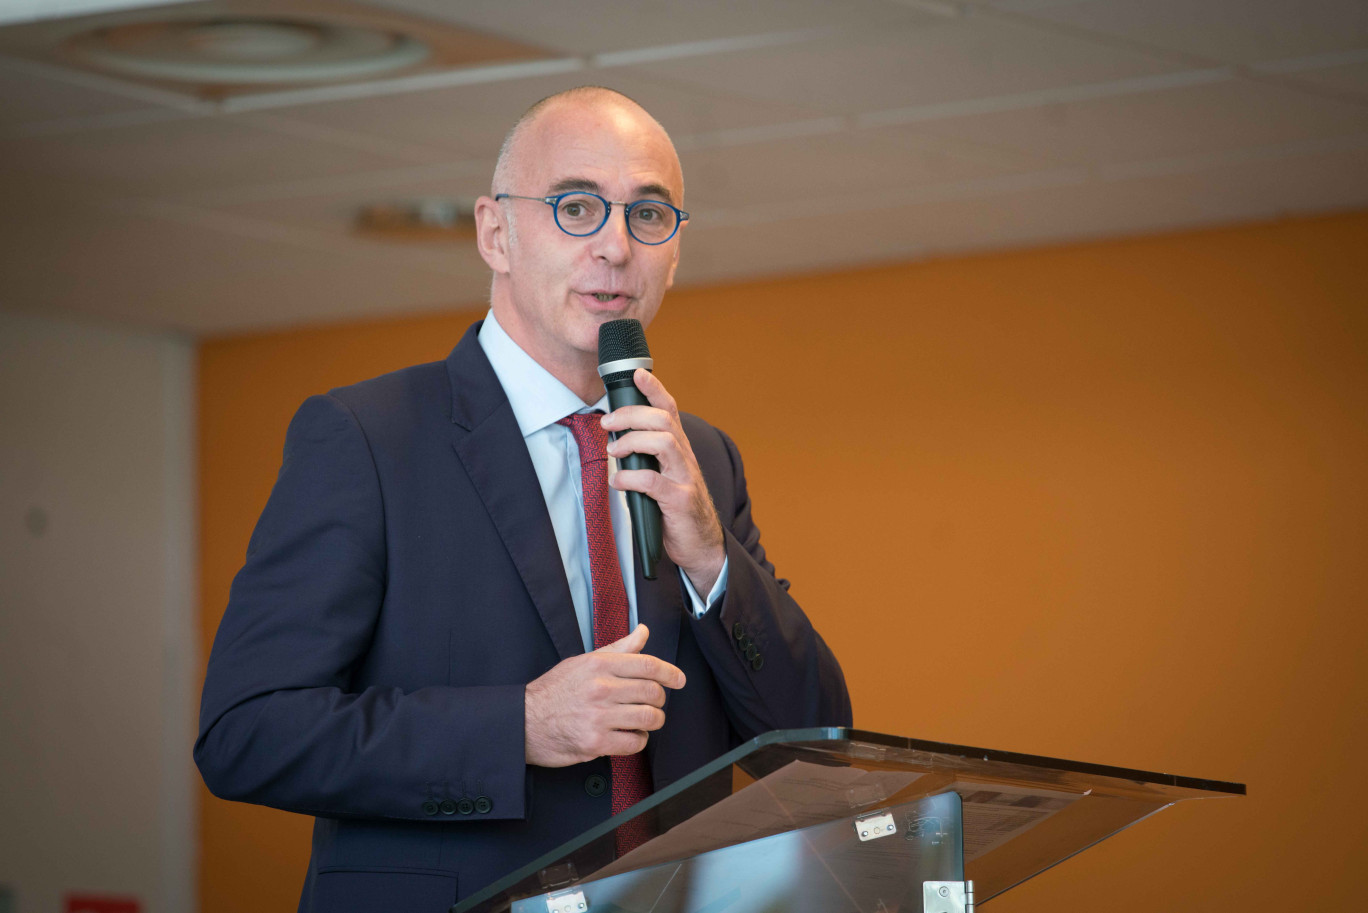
[445,323,584,662]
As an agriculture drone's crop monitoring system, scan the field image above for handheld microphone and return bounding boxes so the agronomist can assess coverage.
[597,318,664,580]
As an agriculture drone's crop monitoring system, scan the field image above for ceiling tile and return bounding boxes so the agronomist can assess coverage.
[379,0,935,56]
[676,138,1368,286]
[1276,58,1368,99]
[168,159,489,210]
[904,78,1368,167]
[910,143,1368,255]
[630,13,1182,116]
[0,59,159,128]
[190,176,488,238]
[1140,142,1368,217]
[0,196,488,334]
[262,66,827,161]
[680,127,1057,212]
[3,0,1364,335]
[1,111,431,198]
[674,205,929,289]
[999,0,1368,65]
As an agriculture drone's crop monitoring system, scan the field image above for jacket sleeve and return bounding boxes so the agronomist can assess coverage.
[683,421,854,738]
[193,394,528,821]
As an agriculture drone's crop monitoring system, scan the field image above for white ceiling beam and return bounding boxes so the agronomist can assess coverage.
[0,0,182,28]
[590,28,839,67]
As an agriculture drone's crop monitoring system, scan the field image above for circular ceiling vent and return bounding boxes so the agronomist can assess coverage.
[64,17,429,85]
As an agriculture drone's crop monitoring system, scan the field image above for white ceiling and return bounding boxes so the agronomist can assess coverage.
[1,0,1366,336]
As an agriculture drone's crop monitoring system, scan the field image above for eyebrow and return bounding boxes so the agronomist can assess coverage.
[547,177,602,196]
[634,182,676,205]
[546,177,676,205]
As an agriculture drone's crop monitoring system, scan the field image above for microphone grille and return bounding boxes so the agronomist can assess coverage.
[598,318,651,363]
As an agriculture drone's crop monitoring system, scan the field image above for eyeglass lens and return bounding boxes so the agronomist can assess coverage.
[553,193,679,243]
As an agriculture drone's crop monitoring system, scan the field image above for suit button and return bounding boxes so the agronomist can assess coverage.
[732,622,745,641]
[585,774,608,797]
[475,796,493,814]
[741,635,754,651]
[751,654,765,671]
[421,799,439,816]
[439,799,456,815]
[457,798,474,815]
[745,644,758,661]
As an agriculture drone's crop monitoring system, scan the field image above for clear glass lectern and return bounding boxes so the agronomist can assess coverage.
[453,728,1244,913]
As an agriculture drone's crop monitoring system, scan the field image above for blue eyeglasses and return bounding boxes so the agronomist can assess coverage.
[494,191,689,245]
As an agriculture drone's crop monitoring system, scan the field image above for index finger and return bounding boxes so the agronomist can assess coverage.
[602,403,673,433]
[605,651,687,690]
[632,368,679,417]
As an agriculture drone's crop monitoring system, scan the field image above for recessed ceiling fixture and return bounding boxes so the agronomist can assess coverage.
[64,17,430,84]
[0,0,551,100]
[356,199,477,242]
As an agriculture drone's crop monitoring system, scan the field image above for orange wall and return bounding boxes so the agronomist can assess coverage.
[199,211,1368,912]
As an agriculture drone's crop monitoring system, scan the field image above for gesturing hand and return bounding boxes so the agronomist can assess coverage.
[524,624,686,767]
[601,369,726,595]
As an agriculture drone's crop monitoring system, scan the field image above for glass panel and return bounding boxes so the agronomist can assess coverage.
[455,728,1243,913]
[513,792,963,913]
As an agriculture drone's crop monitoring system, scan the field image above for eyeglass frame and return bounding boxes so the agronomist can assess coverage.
[493,191,689,245]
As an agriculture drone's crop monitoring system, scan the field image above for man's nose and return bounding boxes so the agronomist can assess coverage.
[588,207,632,264]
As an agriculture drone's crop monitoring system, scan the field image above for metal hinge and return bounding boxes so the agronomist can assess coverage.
[923,880,974,913]
[545,890,587,913]
[854,810,898,841]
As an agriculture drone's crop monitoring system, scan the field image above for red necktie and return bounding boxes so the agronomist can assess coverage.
[557,412,654,856]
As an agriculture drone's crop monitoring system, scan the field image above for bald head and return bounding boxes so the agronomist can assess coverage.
[491,86,682,200]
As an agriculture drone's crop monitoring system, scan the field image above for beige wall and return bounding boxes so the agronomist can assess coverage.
[199,209,1368,912]
[1,310,197,913]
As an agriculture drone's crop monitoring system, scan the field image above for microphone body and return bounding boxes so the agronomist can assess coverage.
[598,319,664,580]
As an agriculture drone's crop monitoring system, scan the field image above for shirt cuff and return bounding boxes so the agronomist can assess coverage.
[679,558,729,618]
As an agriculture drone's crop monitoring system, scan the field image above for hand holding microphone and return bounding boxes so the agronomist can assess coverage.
[597,319,725,592]
[597,319,664,579]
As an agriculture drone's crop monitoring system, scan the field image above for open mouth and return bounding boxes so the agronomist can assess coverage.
[580,291,629,306]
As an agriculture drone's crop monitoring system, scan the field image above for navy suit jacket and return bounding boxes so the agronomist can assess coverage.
[195,322,852,912]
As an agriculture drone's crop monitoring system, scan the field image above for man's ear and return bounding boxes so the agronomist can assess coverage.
[474,195,510,274]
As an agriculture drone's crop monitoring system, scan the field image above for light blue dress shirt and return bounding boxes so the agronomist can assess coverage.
[478,312,728,652]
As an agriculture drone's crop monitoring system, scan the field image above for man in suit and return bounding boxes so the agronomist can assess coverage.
[195,86,852,913]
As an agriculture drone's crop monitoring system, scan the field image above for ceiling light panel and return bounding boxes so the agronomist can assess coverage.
[64,18,431,85]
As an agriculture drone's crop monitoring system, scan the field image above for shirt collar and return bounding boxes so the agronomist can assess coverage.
[478,310,610,437]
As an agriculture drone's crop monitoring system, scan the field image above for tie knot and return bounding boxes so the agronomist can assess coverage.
[557,410,609,461]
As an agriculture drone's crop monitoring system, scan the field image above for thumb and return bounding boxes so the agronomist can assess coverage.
[596,623,649,654]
